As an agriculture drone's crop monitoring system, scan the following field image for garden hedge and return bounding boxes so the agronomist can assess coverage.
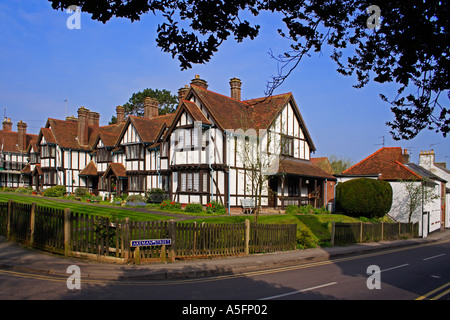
[335,178,392,219]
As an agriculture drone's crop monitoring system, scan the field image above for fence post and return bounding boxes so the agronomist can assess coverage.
[123,218,130,262]
[6,199,13,239]
[359,222,363,243]
[244,219,250,255]
[398,222,401,239]
[29,203,37,246]
[64,208,72,257]
[168,220,177,262]
[381,222,384,241]
[330,222,335,247]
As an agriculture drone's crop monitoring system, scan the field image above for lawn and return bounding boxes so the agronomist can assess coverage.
[0,192,174,221]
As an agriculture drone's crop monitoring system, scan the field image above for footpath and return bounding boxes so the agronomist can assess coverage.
[1,229,449,281]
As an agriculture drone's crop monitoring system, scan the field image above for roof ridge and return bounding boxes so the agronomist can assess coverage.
[191,84,251,106]
[343,147,402,174]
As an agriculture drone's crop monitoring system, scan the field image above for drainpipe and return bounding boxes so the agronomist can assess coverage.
[209,128,214,201]
[225,130,231,215]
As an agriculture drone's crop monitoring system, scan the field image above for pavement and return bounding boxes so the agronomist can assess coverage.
[1,229,449,281]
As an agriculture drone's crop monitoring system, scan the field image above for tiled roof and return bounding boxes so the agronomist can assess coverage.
[103,163,127,178]
[311,157,334,174]
[343,147,422,181]
[0,130,38,153]
[79,160,98,176]
[278,158,336,180]
[182,100,211,125]
[190,85,316,151]
[128,113,175,144]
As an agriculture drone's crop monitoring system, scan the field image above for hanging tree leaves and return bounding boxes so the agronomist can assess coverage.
[49,0,449,140]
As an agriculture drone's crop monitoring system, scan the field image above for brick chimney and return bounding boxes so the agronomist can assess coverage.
[17,121,27,152]
[88,111,100,127]
[2,118,12,132]
[178,85,189,102]
[230,77,242,101]
[77,107,89,146]
[401,149,410,163]
[143,97,159,119]
[190,75,208,90]
[116,105,125,124]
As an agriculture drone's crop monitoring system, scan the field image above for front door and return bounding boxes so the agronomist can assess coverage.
[268,177,278,207]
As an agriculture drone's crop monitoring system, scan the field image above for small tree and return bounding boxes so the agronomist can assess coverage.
[399,177,439,223]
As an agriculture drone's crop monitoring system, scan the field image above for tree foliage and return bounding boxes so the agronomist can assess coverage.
[50,0,449,139]
[335,178,393,219]
[110,88,178,124]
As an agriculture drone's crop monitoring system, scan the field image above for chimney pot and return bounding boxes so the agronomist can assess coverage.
[2,117,12,132]
[178,85,189,102]
[190,75,208,90]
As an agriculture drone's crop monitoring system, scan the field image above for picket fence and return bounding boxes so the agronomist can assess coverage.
[0,200,297,263]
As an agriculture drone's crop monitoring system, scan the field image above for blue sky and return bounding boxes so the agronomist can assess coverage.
[0,1,448,165]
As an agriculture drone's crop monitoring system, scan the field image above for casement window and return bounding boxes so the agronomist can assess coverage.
[179,172,200,192]
[281,136,294,156]
[43,171,55,185]
[41,145,56,158]
[30,153,39,164]
[97,148,112,163]
[99,176,106,190]
[125,144,143,160]
[161,142,168,157]
[129,175,141,191]
[175,127,206,150]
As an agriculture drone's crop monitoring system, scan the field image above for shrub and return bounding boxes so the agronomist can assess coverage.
[335,178,392,219]
[126,194,145,203]
[296,226,318,249]
[43,185,66,197]
[15,187,32,194]
[75,187,89,198]
[146,188,169,203]
[285,205,299,214]
[184,203,204,213]
[206,201,226,214]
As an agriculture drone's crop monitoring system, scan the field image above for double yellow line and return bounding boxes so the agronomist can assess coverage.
[416,282,450,300]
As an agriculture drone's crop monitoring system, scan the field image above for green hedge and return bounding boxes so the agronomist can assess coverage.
[335,178,392,219]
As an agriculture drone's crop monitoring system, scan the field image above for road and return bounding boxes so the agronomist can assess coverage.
[0,239,449,302]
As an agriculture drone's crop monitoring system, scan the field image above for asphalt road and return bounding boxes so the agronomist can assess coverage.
[1,238,449,302]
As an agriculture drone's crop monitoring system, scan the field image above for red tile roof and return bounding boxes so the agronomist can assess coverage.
[103,163,127,178]
[79,160,98,176]
[0,130,38,153]
[279,158,336,180]
[343,147,422,180]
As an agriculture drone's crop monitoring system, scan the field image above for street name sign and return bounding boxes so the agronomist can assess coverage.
[130,239,172,247]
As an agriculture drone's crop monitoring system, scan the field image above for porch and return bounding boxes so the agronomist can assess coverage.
[270,158,336,210]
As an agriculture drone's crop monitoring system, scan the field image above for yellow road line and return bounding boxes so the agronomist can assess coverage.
[416,282,450,300]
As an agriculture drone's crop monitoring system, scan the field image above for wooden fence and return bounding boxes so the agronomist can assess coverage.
[331,221,419,246]
[0,200,297,263]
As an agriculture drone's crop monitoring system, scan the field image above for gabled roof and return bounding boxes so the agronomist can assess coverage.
[79,160,98,177]
[311,157,334,174]
[188,85,316,151]
[0,130,38,153]
[343,147,422,181]
[118,113,176,146]
[103,163,127,179]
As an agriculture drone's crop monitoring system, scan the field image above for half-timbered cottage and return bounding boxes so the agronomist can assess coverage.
[161,76,335,212]
[0,118,37,188]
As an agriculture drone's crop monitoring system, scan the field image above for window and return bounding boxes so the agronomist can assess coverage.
[43,171,55,185]
[129,175,141,191]
[179,172,200,192]
[41,145,56,158]
[281,136,294,156]
[288,178,299,197]
[126,144,143,160]
[97,148,112,162]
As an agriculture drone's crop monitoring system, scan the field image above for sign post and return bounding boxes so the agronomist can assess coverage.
[130,239,172,264]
